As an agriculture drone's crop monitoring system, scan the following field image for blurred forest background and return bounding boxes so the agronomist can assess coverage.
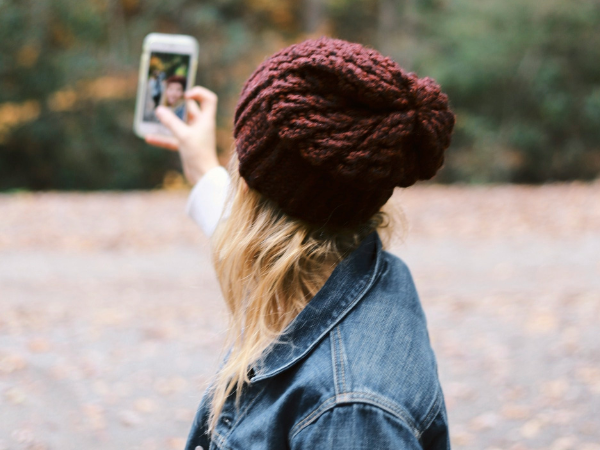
[0,0,599,191]
[2,2,600,449]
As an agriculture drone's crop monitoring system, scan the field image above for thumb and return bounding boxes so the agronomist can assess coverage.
[186,99,202,121]
[155,106,188,138]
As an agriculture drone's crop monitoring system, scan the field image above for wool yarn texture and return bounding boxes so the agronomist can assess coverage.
[233,36,455,228]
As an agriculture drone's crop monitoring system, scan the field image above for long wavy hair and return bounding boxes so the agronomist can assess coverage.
[206,151,405,434]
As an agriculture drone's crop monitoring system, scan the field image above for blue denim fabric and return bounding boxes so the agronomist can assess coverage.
[185,231,450,450]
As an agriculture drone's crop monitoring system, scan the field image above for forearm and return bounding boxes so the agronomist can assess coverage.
[185,165,232,237]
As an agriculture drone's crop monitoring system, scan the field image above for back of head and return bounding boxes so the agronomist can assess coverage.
[233,35,455,228]
[207,35,455,433]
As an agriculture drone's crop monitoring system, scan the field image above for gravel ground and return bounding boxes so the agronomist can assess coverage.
[0,183,599,450]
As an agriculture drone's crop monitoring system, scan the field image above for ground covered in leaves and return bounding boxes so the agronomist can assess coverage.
[1,183,599,450]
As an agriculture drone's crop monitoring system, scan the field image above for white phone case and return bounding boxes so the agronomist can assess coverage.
[133,33,199,139]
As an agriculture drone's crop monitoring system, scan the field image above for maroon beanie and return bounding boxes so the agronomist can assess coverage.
[233,36,455,228]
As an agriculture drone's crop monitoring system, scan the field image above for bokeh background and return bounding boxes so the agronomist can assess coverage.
[1,0,599,449]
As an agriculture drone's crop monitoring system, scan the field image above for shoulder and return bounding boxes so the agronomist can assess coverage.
[331,251,444,435]
[343,250,430,346]
[285,252,445,441]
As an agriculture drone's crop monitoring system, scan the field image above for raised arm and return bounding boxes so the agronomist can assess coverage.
[185,165,231,237]
[144,85,230,237]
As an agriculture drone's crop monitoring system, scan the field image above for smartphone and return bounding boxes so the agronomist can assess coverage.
[133,33,199,139]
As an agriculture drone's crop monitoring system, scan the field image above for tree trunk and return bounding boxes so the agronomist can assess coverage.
[377,0,399,57]
[304,0,325,34]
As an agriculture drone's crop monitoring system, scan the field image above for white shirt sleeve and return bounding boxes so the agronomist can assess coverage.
[185,165,232,238]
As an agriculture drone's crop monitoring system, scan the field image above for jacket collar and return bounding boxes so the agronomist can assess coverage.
[250,230,383,382]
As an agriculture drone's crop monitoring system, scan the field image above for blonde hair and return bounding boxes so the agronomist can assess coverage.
[206,152,405,434]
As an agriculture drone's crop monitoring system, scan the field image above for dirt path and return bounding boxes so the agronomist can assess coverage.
[1,184,599,450]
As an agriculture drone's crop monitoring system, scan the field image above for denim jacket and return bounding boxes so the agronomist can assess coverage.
[185,231,450,450]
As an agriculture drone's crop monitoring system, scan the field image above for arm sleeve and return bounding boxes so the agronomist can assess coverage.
[290,403,423,450]
[185,165,232,238]
[419,401,451,450]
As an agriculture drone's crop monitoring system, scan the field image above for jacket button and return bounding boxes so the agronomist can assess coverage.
[195,447,203,450]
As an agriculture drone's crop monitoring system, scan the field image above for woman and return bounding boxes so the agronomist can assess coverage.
[146,36,455,449]
[160,75,187,120]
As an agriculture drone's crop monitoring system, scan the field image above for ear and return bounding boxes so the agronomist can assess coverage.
[241,177,249,193]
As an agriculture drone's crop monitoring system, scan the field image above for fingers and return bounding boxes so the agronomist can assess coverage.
[155,106,188,138]
[184,86,218,118]
[145,133,179,151]
[186,98,202,120]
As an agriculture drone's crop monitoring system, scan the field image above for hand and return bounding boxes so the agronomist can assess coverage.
[145,86,220,186]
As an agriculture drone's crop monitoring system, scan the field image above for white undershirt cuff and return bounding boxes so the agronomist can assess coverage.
[185,166,232,238]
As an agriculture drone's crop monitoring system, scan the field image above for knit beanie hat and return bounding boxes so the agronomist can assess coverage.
[233,36,455,228]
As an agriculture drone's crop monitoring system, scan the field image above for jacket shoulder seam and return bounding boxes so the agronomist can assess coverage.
[289,391,425,441]
[330,326,349,396]
[420,386,444,433]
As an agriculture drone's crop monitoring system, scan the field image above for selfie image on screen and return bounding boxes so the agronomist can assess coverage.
[143,52,190,123]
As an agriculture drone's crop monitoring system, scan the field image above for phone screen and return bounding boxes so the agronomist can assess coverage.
[143,51,191,123]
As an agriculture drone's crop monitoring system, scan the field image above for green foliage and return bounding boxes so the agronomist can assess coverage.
[412,0,600,182]
[0,0,598,190]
